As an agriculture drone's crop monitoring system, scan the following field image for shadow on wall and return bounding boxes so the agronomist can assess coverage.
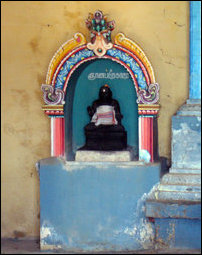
[159,156,171,178]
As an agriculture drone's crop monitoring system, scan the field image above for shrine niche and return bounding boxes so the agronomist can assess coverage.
[38,10,162,252]
[41,10,160,162]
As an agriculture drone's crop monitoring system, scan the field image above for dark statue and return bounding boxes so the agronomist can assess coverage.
[80,85,127,150]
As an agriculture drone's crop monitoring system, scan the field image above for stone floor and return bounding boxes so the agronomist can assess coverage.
[1,239,201,254]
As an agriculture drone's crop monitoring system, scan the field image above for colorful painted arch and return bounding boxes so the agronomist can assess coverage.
[45,33,156,96]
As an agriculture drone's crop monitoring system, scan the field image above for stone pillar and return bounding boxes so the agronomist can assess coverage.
[145,2,201,249]
[170,1,201,173]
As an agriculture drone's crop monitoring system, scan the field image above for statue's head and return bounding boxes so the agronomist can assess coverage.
[99,84,112,101]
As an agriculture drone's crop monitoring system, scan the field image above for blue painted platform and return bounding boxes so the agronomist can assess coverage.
[37,158,160,252]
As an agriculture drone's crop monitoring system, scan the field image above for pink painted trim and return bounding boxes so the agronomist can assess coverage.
[57,118,61,156]
[51,118,54,156]
[140,116,154,162]
[150,117,154,162]
[45,111,64,115]
[148,117,151,160]
[145,117,148,152]
[61,118,65,156]
[138,110,158,115]
[54,118,58,156]
[141,117,144,152]
[52,118,65,157]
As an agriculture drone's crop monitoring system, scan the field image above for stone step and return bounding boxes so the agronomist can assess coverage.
[161,173,201,185]
[177,101,201,116]
[170,168,201,174]
[151,190,201,201]
[158,183,201,192]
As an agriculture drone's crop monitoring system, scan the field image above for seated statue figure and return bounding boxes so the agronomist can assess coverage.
[80,84,127,150]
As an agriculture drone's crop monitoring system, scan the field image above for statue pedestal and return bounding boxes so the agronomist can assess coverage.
[75,149,133,162]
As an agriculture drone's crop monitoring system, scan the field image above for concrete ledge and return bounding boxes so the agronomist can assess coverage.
[177,101,201,116]
[146,200,201,219]
[160,173,201,185]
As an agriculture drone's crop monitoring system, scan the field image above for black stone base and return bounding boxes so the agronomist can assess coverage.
[80,129,127,151]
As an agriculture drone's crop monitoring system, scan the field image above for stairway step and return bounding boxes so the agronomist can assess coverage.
[161,173,201,185]
[170,168,201,174]
[158,184,201,192]
[151,190,201,201]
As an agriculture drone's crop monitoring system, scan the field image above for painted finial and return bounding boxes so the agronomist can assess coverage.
[86,10,114,57]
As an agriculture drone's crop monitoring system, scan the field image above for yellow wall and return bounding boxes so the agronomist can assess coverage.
[1,1,189,238]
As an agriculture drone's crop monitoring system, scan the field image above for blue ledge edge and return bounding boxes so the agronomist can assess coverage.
[146,199,201,219]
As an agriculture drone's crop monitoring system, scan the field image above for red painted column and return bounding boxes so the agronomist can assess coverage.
[51,117,65,157]
[139,116,154,162]
[150,117,154,162]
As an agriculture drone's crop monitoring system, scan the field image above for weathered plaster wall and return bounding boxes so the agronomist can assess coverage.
[1,1,189,238]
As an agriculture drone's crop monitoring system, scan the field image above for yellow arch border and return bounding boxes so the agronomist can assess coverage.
[115,33,155,84]
[46,33,87,85]
[46,32,155,85]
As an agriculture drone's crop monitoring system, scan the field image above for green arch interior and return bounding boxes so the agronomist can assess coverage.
[64,59,138,160]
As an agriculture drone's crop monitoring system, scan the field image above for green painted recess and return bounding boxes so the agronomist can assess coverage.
[64,59,138,159]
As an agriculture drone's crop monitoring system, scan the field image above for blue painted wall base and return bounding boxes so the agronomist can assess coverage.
[154,218,201,249]
[146,200,201,249]
[37,158,160,252]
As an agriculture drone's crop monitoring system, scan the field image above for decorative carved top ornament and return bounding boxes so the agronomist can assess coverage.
[86,10,115,57]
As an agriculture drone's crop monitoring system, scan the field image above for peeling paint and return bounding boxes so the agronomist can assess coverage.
[62,161,87,172]
[40,221,64,249]
[139,149,151,163]
[113,185,160,249]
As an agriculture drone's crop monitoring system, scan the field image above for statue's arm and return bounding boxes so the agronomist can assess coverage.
[112,100,123,122]
[87,100,99,117]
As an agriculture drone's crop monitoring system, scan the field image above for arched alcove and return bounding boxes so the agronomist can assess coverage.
[42,32,160,162]
[64,58,138,160]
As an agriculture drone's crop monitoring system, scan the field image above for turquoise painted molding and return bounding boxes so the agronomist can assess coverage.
[189,1,201,99]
